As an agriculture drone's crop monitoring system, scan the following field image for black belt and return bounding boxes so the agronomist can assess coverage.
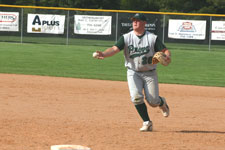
[128,68,156,72]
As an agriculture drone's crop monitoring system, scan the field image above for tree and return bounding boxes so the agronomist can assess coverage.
[0,0,224,14]
[120,0,159,11]
[158,0,225,14]
[200,0,225,14]
[15,0,35,6]
[0,0,17,5]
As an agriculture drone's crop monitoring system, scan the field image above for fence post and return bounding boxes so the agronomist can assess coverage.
[20,8,23,44]
[66,10,70,45]
[162,14,166,44]
[208,16,212,51]
[115,12,118,42]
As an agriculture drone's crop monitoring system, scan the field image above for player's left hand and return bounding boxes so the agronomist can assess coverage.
[152,52,170,66]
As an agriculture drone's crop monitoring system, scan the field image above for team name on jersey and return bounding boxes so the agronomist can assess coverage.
[128,45,150,59]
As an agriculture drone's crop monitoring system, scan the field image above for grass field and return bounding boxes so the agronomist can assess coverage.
[0,41,225,87]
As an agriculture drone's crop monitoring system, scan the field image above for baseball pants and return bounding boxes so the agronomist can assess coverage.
[127,69,161,107]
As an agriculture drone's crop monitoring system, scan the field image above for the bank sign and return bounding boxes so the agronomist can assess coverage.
[27,14,65,34]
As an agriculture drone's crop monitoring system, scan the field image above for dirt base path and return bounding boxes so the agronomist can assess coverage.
[0,74,225,150]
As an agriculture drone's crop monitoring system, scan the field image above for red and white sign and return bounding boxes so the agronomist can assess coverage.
[0,12,19,31]
[211,21,225,41]
[168,19,206,40]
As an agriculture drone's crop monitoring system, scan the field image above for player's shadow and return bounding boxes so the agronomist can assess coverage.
[176,130,225,134]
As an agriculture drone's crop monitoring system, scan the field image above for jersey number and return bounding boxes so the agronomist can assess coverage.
[142,56,153,65]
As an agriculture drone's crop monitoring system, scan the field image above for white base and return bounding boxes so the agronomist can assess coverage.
[51,145,91,150]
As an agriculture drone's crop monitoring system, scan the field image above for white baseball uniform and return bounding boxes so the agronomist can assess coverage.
[115,30,167,106]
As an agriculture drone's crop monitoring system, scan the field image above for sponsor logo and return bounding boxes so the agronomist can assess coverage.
[31,15,60,32]
[0,14,17,23]
[178,22,196,32]
[32,15,60,26]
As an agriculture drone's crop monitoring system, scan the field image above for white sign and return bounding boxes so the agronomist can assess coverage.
[74,15,112,35]
[27,14,65,34]
[0,12,19,31]
[211,21,225,41]
[168,19,206,40]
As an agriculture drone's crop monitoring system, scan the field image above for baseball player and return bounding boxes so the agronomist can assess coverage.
[93,13,171,132]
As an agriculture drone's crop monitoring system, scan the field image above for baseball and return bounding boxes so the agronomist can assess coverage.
[92,52,98,58]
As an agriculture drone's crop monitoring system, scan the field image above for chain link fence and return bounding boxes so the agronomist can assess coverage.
[0,4,225,51]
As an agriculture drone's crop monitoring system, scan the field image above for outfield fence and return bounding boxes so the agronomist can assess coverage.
[0,4,225,51]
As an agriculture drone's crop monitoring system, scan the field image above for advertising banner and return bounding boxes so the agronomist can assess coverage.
[27,14,65,34]
[120,21,157,36]
[0,12,19,31]
[211,21,225,41]
[74,15,111,35]
[168,19,206,40]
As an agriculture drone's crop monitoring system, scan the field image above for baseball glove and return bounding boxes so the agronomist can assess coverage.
[152,52,169,66]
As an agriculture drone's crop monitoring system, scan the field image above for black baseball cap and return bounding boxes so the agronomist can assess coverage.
[130,13,147,21]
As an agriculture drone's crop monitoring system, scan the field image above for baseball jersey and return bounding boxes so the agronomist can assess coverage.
[115,30,167,72]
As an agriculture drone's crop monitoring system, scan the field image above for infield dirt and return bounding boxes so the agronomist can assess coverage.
[0,74,225,150]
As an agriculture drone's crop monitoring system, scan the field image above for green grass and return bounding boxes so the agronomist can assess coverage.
[0,42,125,80]
[158,49,225,86]
[0,42,225,87]
[0,35,115,47]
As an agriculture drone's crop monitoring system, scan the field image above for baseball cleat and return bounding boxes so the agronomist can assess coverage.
[140,121,153,132]
[159,97,170,117]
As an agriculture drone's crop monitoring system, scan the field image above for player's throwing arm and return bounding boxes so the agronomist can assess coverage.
[92,46,120,59]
